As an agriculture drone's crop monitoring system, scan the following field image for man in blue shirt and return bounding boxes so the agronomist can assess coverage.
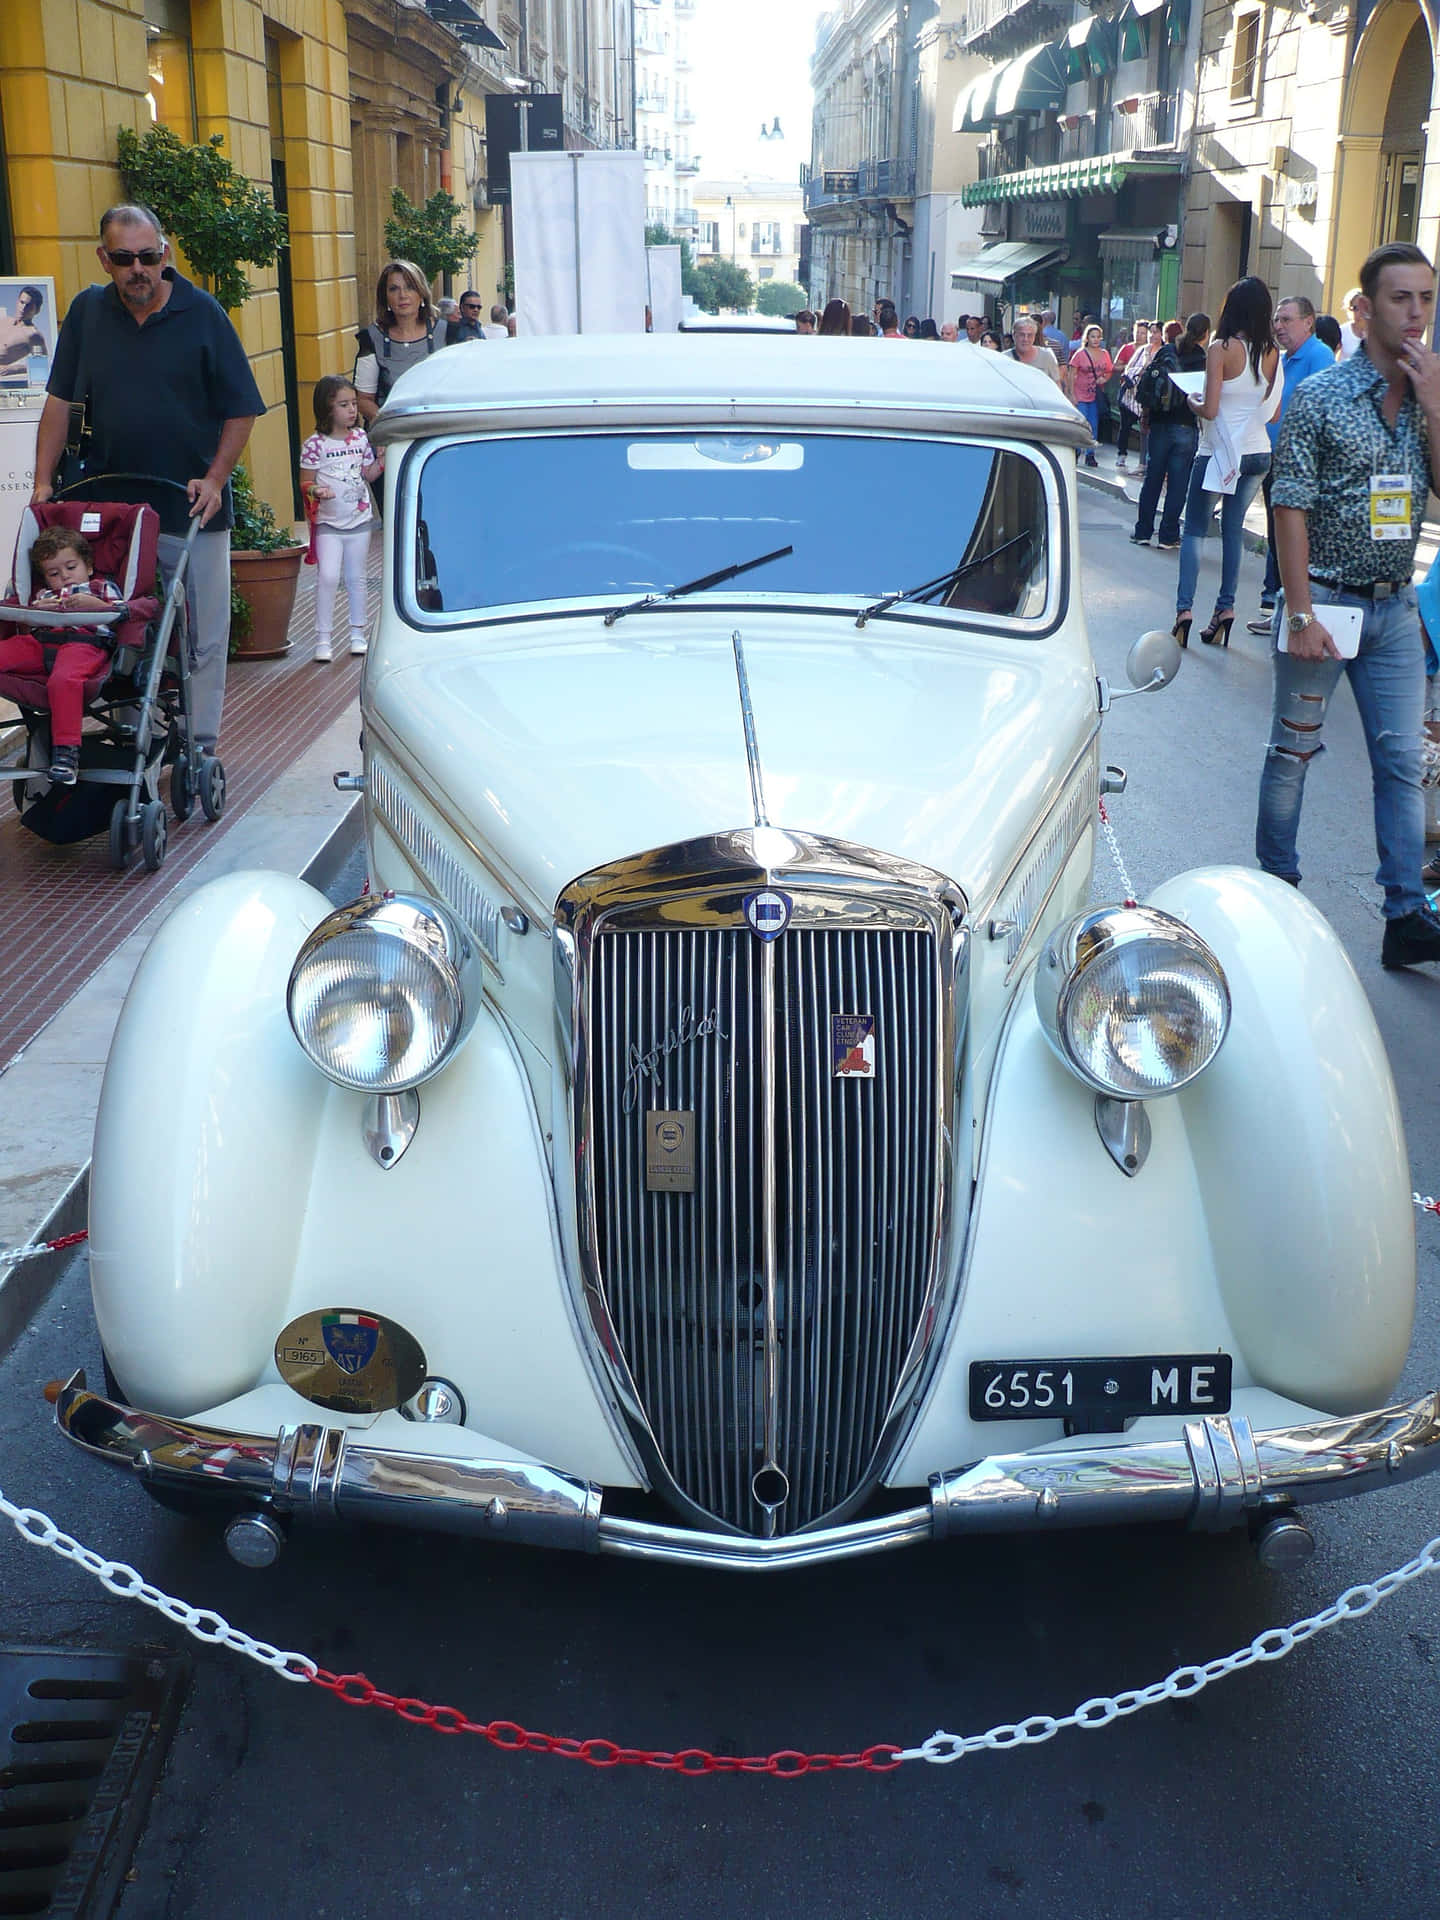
[1248,295,1337,632]
[32,203,265,752]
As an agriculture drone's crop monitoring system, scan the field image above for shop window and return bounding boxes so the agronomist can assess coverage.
[1230,9,1262,105]
[144,0,196,141]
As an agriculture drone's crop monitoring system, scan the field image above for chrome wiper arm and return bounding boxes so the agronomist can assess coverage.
[603,544,794,627]
[854,532,1034,628]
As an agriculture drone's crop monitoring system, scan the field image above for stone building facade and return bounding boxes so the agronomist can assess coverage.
[1181,0,1438,319]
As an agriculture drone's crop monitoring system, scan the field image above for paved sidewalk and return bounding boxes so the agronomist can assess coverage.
[0,537,371,1349]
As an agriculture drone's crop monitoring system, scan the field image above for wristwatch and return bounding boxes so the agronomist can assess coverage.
[1287,610,1315,635]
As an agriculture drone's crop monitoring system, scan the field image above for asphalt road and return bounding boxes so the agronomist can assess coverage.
[4,482,1440,1919]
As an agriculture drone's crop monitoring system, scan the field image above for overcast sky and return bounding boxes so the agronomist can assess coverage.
[690,0,824,179]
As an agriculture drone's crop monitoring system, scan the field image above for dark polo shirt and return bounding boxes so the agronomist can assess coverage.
[48,269,265,534]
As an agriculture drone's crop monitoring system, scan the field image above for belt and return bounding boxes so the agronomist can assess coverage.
[1308,574,1408,600]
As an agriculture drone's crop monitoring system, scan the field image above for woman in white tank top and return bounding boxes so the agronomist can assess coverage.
[1173,277,1281,648]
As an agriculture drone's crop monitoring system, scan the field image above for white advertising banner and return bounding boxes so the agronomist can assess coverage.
[0,277,56,592]
[645,245,684,335]
[512,151,647,336]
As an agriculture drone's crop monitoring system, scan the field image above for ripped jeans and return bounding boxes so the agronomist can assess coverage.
[1255,585,1426,918]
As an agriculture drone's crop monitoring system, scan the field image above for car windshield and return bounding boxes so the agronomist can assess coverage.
[409,433,1051,625]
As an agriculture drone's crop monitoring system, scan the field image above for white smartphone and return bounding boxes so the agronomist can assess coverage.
[1277,602,1365,659]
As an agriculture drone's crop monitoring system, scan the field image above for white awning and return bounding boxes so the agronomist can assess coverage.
[951,239,1067,291]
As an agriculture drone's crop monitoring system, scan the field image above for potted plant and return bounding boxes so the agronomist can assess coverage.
[228,466,304,660]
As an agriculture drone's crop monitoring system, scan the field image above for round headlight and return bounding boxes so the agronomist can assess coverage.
[1034,905,1230,1098]
[287,893,481,1092]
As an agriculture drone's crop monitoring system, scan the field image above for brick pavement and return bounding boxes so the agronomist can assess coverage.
[0,536,376,1073]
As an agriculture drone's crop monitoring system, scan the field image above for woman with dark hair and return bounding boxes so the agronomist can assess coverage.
[1131,312,1209,552]
[851,314,877,337]
[1172,276,1279,648]
[978,327,1003,350]
[353,260,440,426]
[918,317,940,340]
[818,297,852,337]
[903,315,921,339]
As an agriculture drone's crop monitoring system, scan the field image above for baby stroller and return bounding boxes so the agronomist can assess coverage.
[0,477,225,872]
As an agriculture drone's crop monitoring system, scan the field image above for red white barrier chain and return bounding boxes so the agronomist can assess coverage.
[3,1478,1440,1773]
[1095,797,1138,909]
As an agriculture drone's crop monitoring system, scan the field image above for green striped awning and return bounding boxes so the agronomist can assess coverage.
[961,152,1181,205]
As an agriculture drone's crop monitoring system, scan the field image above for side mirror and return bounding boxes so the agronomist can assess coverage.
[1125,628,1183,692]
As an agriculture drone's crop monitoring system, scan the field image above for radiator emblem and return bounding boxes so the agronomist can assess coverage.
[646,1110,696,1192]
[832,1013,876,1079]
[743,888,792,942]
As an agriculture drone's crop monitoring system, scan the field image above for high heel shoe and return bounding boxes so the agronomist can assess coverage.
[1172,613,1192,649]
[1200,613,1234,648]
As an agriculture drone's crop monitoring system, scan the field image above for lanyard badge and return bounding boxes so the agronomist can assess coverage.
[1370,472,1412,541]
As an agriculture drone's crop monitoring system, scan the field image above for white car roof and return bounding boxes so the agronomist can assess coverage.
[371,332,1088,448]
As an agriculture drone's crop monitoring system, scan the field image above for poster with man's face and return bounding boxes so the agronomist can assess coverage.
[0,278,56,393]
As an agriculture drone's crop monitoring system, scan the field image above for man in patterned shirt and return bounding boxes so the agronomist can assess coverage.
[1258,240,1440,968]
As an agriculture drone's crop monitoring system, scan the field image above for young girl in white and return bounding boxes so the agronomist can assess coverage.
[299,376,384,662]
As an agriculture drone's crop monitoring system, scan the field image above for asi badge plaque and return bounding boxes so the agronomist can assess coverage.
[832,1014,876,1079]
[274,1307,427,1414]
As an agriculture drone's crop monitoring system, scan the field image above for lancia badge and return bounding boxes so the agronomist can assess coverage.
[646,1110,696,1192]
[832,1014,876,1079]
[744,888,792,942]
[275,1307,427,1414]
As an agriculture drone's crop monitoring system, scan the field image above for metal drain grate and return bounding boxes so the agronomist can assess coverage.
[0,1649,188,1918]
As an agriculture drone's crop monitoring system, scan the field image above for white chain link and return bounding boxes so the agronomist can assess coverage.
[6,1474,1440,1764]
[901,1535,1440,1762]
[0,1484,315,1683]
[1415,1193,1440,1216]
[1096,799,1137,906]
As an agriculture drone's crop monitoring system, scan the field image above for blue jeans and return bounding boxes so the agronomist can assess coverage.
[1176,449,1269,618]
[1132,418,1197,544]
[1255,586,1427,918]
[1076,397,1100,453]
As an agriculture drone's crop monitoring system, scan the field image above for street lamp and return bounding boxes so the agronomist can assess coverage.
[725,193,736,268]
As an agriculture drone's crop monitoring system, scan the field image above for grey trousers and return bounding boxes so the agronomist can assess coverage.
[158,527,230,751]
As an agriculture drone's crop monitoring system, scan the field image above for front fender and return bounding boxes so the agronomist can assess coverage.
[892,866,1413,1481]
[89,870,637,1486]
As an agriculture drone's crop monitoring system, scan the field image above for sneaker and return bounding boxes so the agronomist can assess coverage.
[1423,850,1440,890]
[1083,453,1098,468]
[1381,904,1440,969]
[1246,615,1274,636]
[48,744,79,786]
[349,633,368,656]
[314,640,333,663]
[1136,463,1148,477]
[1115,456,1128,471]
[1129,531,1151,546]
[1156,538,1180,552]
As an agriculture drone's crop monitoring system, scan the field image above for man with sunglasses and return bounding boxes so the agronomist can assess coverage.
[31,203,264,754]
[444,291,486,346]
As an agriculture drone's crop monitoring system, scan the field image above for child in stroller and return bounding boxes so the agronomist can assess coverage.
[0,525,124,784]
[0,489,220,872]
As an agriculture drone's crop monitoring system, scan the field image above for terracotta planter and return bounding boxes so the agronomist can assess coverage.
[231,545,305,660]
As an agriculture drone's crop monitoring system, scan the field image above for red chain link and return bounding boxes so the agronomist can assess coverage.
[45,1230,89,1252]
[309,1668,903,1774]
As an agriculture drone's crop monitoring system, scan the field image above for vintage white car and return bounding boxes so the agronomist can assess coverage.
[57,337,1439,1572]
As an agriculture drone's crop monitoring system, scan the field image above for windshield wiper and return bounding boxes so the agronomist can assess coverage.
[603,544,794,627]
[854,532,1034,628]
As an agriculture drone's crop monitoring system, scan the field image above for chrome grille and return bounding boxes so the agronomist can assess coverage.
[588,921,941,1535]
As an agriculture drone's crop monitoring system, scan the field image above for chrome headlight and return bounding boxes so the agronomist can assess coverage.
[287,893,481,1092]
[1034,905,1230,1098]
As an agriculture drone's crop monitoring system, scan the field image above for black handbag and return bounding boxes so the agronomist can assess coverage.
[50,290,95,494]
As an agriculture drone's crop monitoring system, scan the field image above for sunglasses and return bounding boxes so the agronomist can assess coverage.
[105,248,164,267]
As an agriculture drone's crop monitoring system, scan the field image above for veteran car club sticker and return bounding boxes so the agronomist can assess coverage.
[832,1014,876,1079]
[275,1307,428,1413]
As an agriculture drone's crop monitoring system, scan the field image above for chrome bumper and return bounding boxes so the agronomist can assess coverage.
[55,1373,1440,1571]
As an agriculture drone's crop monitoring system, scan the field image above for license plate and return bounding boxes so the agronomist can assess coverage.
[969,1354,1232,1422]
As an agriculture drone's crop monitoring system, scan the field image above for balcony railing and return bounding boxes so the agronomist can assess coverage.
[857,156,916,200]
[1112,90,1176,150]
[673,207,699,229]
[636,92,668,113]
[674,105,695,123]
[962,0,1069,52]
[976,137,1022,180]
[1057,114,1097,163]
[750,237,783,255]
[675,156,700,174]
